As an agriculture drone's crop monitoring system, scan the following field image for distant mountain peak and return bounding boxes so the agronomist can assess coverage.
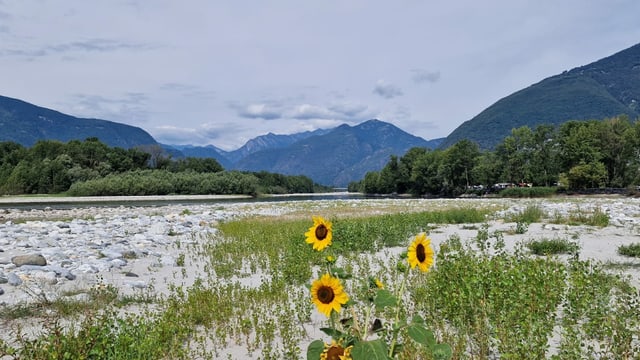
[233,119,436,186]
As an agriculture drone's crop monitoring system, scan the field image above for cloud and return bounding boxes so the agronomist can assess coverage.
[372,80,404,99]
[151,122,247,148]
[0,25,9,33]
[0,38,156,58]
[411,69,441,84]
[289,104,335,120]
[236,103,283,120]
[159,82,216,100]
[66,92,151,125]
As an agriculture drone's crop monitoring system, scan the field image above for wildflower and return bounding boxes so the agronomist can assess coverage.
[407,232,434,272]
[305,216,333,251]
[374,278,384,289]
[369,276,384,289]
[321,340,353,360]
[326,255,336,264]
[311,273,349,316]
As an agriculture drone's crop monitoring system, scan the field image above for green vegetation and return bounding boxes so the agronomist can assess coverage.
[352,116,640,196]
[1,204,638,359]
[0,138,328,196]
[526,238,580,256]
[506,204,545,224]
[499,186,557,197]
[618,242,640,257]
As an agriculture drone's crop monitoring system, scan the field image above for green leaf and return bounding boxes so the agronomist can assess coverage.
[411,314,425,325]
[306,339,324,360]
[331,266,352,279]
[374,289,397,310]
[320,327,344,339]
[407,324,436,348]
[351,339,391,360]
[432,343,453,360]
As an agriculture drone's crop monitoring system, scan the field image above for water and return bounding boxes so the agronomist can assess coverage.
[0,193,370,210]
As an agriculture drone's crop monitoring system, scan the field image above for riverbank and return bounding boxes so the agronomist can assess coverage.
[1,196,639,358]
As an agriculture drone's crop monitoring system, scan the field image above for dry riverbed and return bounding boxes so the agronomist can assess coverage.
[1,195,639,358]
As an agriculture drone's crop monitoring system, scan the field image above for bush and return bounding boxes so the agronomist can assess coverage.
[526,238,580,255]
[618,243,640,257]
[499,187,557,198]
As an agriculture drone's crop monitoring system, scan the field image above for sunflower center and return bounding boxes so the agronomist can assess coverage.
[315,224,328,240]
[325,345,345,360]
[317,285,335,304]
[416,244,426,262]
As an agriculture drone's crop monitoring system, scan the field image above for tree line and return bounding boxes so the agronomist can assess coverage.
[0,137,327,196]
[349,116,640,196]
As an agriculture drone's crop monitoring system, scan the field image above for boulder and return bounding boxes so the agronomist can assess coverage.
[12,254,47,267]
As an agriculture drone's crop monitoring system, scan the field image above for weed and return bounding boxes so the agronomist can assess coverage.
[618,242,640,257]
[526,238,580,256]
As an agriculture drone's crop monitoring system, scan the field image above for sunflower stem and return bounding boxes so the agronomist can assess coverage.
[388,270,409,358]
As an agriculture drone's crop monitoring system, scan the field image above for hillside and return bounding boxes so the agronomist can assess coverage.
[440,42,640,149]
[0,95,158,148]
[234,119,434,186]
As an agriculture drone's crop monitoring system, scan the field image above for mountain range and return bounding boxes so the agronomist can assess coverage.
[2,42,639,186]
[440,42,640,149]
[0,95,158,149]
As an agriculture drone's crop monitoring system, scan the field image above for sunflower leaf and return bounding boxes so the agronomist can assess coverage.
[331,266,352,279]
[306,339,324,360]
[407,324,436,348]
[351,339,391,360]
[319,327,344,339]
[411,314,425,325]
[432,343,453,360]
[374,289,397,310]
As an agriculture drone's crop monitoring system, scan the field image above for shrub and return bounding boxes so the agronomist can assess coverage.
[618,243,640,257]
[526,238,580,255]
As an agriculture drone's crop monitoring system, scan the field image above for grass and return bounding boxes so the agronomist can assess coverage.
[526,238,581,256]
[618,242,640,257]
[0,201,638,359]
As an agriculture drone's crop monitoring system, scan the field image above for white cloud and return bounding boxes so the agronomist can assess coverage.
[411,69,441,84]
[372,80,404,99]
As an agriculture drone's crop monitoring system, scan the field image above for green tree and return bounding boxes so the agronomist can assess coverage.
[411,149,445,196]
[566,161,608,189]
[442,139,480,190]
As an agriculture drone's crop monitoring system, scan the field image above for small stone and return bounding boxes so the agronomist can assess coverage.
[7,272,22,286]
[124,271,139,277]
[127,280,147,289]
[12,254,47,267]
[0,287,4,295]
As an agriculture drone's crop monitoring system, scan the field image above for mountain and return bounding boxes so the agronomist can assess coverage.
[225,128,332,163]
[233,119,435,186]
[0,95,158,148]
[165,144,232,169]
[440,42,640,149]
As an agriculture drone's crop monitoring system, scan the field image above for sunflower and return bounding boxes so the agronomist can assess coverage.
[305,216,333,251]
[320,340,353,360]
[374,278,384,289]
[407,232,435,272]
[311,273,349,317]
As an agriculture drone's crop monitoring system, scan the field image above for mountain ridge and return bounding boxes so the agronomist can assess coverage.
[0,95,158,149]
[440,42,640,149]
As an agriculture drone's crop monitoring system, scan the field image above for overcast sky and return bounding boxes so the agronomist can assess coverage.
[1,1,639,150]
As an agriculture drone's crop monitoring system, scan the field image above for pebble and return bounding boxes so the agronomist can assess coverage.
[0,203,237,303]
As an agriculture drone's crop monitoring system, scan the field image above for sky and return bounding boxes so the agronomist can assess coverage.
[1,1,640,151]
